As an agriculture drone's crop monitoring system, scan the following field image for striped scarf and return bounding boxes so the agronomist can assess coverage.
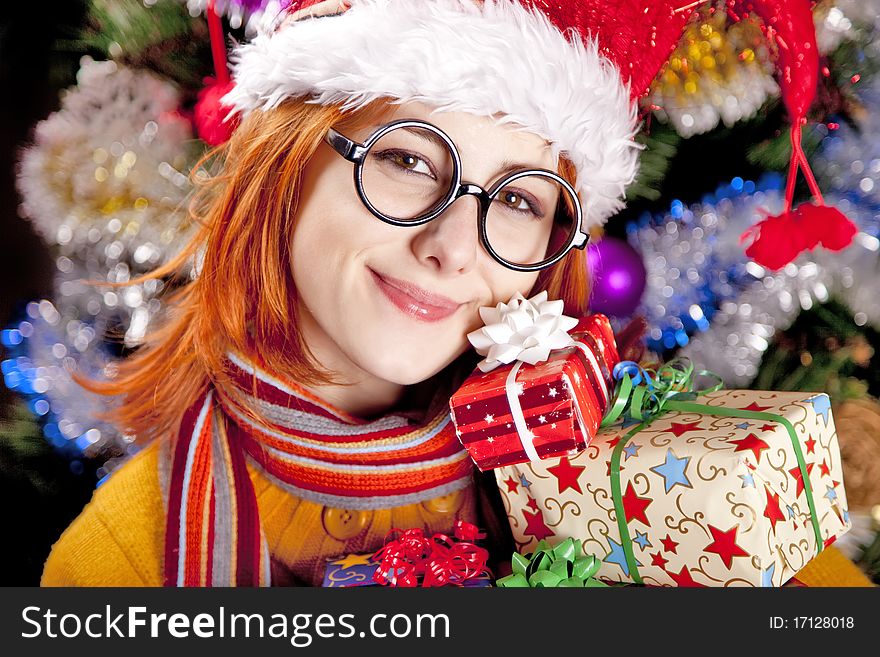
[164,352,473,587]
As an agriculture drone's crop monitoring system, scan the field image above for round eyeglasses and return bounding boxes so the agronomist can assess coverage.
[324,119,589,272]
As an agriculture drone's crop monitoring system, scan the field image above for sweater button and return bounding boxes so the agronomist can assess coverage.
[421,490,463,515]
[322,507,370,540]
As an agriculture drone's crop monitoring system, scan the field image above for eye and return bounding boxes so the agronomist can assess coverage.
[495,189,543,217]
[374,149,436,178]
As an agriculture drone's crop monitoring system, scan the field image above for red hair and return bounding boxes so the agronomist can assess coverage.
[81,99,591,442]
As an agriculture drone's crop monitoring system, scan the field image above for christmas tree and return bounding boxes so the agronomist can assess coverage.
[2,0,879,584]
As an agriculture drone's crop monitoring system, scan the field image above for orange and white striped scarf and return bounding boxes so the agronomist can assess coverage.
[164,353,473,586]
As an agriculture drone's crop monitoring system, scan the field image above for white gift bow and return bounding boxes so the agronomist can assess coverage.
[467,291,579,373]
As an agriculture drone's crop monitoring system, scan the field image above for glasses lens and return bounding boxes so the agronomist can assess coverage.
[361,126,456,222]
[486,173,579,267]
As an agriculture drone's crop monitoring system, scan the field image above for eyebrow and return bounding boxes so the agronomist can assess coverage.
[399,128,554,179]
[495,159,553,178]
[400,126,449,151]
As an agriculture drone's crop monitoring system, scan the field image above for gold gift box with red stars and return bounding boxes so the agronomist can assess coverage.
[495,390,851,587]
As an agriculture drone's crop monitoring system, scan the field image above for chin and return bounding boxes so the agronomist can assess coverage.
[363,357,447,387]
[357,342,462,387]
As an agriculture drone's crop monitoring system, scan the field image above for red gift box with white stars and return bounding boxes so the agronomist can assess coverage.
[449,314,619,471]
[494,390,852,587]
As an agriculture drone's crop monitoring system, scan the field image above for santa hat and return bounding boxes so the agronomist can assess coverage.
[221,0,693,231]
[216,0,856,268]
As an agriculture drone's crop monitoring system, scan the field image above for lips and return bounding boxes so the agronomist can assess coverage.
[369,268,462,323]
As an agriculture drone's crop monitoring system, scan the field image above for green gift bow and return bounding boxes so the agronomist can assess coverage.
[496,538,609,588]
[599,358,823,585]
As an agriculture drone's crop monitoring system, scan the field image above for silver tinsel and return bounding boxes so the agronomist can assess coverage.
[684,67,880,385]
[815,0,880,55]
[7,58,202,465]
[630,178,786,358]
[17,58,197,273]
[679,217,880,386]
[631,175,880,387]
[634,187,879,386]
[814,83,880,209]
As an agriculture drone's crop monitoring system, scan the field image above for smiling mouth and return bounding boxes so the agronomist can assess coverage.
[369,268,462,323]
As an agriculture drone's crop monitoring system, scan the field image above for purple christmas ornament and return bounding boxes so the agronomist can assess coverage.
[587,237,647,317]
[189,0,294,32]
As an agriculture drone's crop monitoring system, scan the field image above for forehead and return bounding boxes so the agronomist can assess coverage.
[379,101,557,172]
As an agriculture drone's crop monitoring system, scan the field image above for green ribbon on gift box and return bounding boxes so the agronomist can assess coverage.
[599,359,823,586]
[496,538,610,588]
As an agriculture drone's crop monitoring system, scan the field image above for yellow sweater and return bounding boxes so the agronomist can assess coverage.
[41,439,873,587]
[41,439,486,586]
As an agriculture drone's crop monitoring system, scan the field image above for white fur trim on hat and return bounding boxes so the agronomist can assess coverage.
[223,0,640,228]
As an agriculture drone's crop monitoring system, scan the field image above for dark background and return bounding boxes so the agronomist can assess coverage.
[0,1,100,586]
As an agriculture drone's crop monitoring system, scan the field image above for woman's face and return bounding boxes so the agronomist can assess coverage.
[290,101,557,388]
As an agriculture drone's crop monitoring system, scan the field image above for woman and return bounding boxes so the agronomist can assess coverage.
[40,0,651,586]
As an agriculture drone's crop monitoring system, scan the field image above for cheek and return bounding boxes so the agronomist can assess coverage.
[291,224,336,262]
[289,217,323,293]
[288,186,417,308]
[291,167,369,270]
[293,161,410,260]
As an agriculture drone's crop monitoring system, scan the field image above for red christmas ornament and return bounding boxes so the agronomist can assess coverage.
[741,209,809,272]
[194,0,239,146]
[194,77,238,146]
[796,202,858,251]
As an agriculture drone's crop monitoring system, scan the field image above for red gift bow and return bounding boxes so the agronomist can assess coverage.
[371,521,491,587]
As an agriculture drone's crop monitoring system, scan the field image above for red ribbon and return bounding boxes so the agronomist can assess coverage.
[371,521,491,587]
[206,0,230,85]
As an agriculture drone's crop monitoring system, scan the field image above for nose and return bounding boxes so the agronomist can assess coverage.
[410,191,483,275]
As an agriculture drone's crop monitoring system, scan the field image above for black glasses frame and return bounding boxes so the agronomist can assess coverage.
[324,119,589,272]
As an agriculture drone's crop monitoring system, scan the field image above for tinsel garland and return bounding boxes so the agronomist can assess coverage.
[6,57,204,467]
[630,178,880,387]
[648,5,778,138]
[629,174,879,387]
[628,173,786,356]
[17,58,198,272]
[675,65,880,385]
[815,0,880,56]
[677,211,880,386]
